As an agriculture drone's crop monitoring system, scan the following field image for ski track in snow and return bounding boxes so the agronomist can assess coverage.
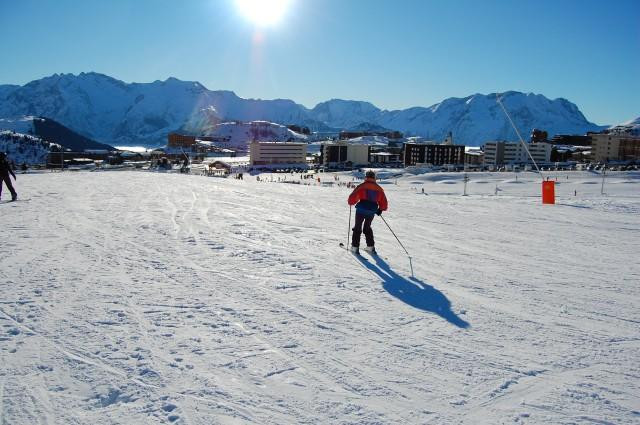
[1,170,639,424]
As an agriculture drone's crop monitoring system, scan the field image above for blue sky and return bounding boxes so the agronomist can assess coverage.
[1,0,638,125]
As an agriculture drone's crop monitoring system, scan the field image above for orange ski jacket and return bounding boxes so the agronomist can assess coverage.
[347,177,388,216]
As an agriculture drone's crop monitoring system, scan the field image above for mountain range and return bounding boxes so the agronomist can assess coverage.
[0,72,611,147]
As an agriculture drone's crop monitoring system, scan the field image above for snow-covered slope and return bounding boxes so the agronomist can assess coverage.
[0,73,314,147]
[606,116,640,136]
[375,92,605,145]
[0,130,60,164]
[201,120,307,152]
[0,115,113,151]
[1,170,638,423]
[346,121,393,132]
[310,99,383,129]
[0,116,37,134]
[0,73,606,147]
[344,135,390,146]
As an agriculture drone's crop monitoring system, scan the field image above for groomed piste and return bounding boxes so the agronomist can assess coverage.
[1,169,639,424]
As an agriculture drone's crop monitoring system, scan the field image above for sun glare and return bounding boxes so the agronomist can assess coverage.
[235,0,291,27]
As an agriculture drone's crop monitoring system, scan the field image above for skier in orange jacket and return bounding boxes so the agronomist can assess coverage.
[347,170,388,255]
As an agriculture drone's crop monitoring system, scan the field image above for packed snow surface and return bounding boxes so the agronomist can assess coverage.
[1,170,639,424]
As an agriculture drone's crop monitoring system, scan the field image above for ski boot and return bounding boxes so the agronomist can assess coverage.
[364,246,377,255]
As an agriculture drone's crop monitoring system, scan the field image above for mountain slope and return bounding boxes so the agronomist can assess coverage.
[310,99,382,129]
[200,121,307,152]
[0,130,60,164]
[373,92,605,145]
[0,73,606,147]
[606,116,640,136]
[0,116,114,151]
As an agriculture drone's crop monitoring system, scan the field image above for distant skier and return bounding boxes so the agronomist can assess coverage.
[0,153,17,201]
[347,170,388,255]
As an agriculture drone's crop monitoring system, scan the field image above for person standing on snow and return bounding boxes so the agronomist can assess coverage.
[0,153,17,201]
[347,170,388,255]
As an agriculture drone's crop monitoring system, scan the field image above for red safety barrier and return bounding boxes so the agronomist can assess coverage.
[542,181,555,204]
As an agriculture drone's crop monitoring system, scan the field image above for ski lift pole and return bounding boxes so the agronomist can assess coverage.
[380,215,414,277]
[463,173,469,196]
[180,146,191,172]
[496,95,543,181]
[497,94,557,204]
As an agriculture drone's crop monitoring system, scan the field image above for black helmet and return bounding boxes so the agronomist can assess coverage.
[365,170,376,179]
[0,152,5,159]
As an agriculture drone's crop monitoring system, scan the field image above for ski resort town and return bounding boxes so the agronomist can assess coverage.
[2,120,639,176]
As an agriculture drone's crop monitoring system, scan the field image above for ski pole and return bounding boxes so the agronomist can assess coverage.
[380,215,409,255]
[347,206,352,248]
[380,215,414,277]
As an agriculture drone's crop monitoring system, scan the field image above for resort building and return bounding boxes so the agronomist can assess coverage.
[591,133,640,163]
[168,133,231,150]
[168,133,196,148]
[249,141,307,166]
[483,141,552,166]
[403,143,465,167]
[464,148,485,167]
[320,142,370,167]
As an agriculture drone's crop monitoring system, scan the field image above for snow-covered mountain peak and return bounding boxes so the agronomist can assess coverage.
[0,73,608,147]
[313,98,381,114]
[310,99,382,129]
[606,116,640,136]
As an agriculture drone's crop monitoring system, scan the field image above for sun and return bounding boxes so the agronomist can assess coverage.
[235,0,291,27]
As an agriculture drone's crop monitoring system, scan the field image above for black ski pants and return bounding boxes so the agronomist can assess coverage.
[352,212,375,248]
[0,172,16,199]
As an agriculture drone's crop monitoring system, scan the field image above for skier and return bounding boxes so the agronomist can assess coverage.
[347,170,388,255]
[0,153,17,201]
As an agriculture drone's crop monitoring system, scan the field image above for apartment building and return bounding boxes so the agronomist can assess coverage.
[320,142,370,167]
[249,141,307,166]
[168,133,196,148]
[403,143,465,167]
[591,133,640,162]
[483,141,551,166]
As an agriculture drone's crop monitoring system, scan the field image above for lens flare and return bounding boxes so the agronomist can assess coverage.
[235,0,291,27]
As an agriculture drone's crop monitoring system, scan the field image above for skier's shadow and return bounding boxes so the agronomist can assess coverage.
[357,255,470,329]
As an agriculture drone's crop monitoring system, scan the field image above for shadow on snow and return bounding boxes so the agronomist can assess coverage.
[356,255,470,329]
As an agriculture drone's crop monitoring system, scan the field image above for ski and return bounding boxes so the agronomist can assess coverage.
[339,242,382,259]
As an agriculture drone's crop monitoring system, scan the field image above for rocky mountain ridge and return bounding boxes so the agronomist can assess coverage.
[0,72,608,147]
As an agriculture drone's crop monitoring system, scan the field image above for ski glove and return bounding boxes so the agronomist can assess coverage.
[376,208,382,216]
